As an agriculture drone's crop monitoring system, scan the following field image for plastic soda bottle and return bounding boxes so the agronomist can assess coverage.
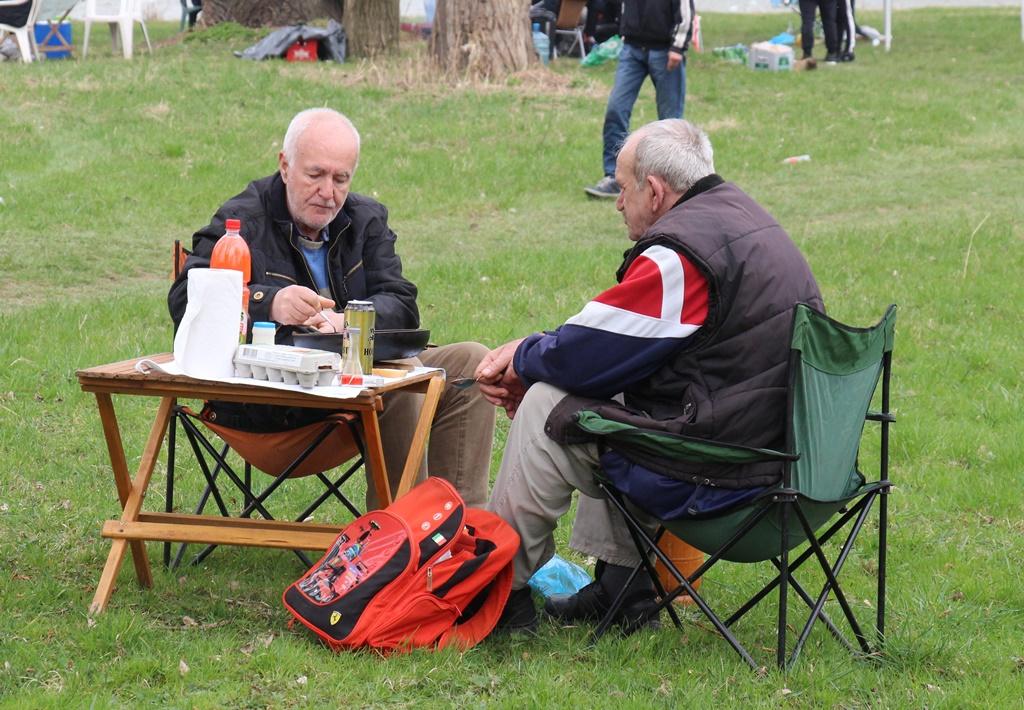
[210,218,251,343]
[532,23,549,65]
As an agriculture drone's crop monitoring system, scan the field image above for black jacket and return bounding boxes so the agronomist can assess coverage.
[620,0,695,53]
[168,173,418,339]
[167,173,419,431]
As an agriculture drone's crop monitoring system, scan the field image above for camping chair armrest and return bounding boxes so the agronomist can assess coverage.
[575,410,798,465]
[865,411,896,423]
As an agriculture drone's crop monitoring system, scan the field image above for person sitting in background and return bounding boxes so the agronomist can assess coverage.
[477,119,824,632]
[168,108,495,508]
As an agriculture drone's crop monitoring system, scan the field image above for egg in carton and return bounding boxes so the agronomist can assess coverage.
[233,344,341,389]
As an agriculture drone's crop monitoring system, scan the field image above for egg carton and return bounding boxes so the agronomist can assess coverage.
[233,344,341,389]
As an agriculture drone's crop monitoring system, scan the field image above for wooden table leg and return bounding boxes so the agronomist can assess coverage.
[89,395,173,614]
[360,408,392,508]
[394,373,444,499]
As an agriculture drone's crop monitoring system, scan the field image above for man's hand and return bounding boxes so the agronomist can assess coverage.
[269,285,335,325]
[667,50,684,71]
[304,309,344,333]
[476,338,528,418]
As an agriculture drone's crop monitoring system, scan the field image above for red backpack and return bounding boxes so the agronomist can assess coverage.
[283,477,519,652]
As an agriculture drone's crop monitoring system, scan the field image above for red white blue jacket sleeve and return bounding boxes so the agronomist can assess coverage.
[513,244,709,398]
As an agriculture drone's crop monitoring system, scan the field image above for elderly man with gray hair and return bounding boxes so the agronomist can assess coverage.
[477,119,823,633]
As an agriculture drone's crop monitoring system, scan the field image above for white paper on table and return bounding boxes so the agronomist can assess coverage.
[172,268,242,380]
[135,358,440,401]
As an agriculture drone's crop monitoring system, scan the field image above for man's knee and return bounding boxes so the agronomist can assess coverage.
[420,341,488,377]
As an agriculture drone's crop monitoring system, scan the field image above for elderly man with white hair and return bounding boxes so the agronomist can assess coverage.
[169,108,495,509]
[478,119,824,633]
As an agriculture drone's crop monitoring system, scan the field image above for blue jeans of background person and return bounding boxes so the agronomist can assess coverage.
[602,43,686,177]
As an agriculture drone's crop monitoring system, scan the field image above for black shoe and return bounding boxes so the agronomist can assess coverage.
[840,51,855,62]
[544,579,660,632]
[495,586,538,634]
[825,54,840,65]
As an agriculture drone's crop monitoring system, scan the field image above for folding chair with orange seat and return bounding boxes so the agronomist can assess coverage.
[166,240,367,569]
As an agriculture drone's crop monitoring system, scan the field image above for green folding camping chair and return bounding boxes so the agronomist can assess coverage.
[584,303,896,670]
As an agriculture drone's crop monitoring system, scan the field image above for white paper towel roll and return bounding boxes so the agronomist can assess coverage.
[174,268,243,380]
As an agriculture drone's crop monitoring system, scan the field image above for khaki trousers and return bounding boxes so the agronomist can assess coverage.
[487,382,656,589]
[370,341,495,509]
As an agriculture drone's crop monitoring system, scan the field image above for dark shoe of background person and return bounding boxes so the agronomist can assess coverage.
[584,176,622,199]
[825,53,840,65]
[840,51,855,62]
[495,586,539,634]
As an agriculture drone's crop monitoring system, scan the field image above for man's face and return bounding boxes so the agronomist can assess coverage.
[615,139,656,241]
[279,118,359,238]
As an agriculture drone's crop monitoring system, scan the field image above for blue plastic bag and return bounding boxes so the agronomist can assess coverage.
[527,554,593,598]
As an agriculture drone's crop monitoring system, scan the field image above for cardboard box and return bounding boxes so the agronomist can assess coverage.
[748,42,793,71]
[285,39,319,62]
[34,21,73,60]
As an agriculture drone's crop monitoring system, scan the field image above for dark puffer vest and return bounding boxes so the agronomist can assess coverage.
[551,179,823,488]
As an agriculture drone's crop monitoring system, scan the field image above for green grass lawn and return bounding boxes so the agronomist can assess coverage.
[1,9,1023,707]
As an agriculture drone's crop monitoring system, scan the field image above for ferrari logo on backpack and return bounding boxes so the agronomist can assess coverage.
[330,611,341,626]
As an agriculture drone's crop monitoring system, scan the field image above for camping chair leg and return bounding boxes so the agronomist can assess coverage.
[788,501,873,666]
[595,483,758,670]
[298,418,369,520]
[301,459,365,521]
[180,416,234,516]
[191,422,341,567]
[244,462,253,509]
[173,418,235,568]
[611,523,685,633]
[724,497,869,626]
[777,500,791,669]
[877,486,889,644]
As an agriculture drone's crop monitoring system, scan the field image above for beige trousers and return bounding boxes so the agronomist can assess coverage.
[487,382,656,589]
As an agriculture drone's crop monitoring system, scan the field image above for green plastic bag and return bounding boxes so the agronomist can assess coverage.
[581,34,623,67]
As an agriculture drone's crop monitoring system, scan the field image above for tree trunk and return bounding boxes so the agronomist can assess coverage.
[200,0,342,28]
[430,0,535,80]
[345,0,400,59]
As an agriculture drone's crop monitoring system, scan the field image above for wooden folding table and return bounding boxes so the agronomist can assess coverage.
[77,353,444,614]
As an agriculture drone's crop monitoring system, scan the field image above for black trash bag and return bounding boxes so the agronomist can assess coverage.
[236,20,347,62]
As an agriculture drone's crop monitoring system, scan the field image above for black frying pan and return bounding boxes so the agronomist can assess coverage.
[292,328,431,362]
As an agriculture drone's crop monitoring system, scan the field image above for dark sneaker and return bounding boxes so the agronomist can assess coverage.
[495,586,538,634]
[584,176,621,199]
[544,580,660,633]
[825,54,840,65]
[840,51,855,62]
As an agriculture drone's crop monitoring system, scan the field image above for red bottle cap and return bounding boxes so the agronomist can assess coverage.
[225,218,241,231]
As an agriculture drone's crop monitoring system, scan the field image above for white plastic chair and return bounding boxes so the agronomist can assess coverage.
[0,0,39,63]
[82,0,152,59]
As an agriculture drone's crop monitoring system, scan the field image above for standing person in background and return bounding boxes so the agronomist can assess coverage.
[798,0,840,64]
[583,0,695,199]
[835,0,857,62]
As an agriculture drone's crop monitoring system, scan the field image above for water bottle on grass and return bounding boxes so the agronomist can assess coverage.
[532,23,549,65]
